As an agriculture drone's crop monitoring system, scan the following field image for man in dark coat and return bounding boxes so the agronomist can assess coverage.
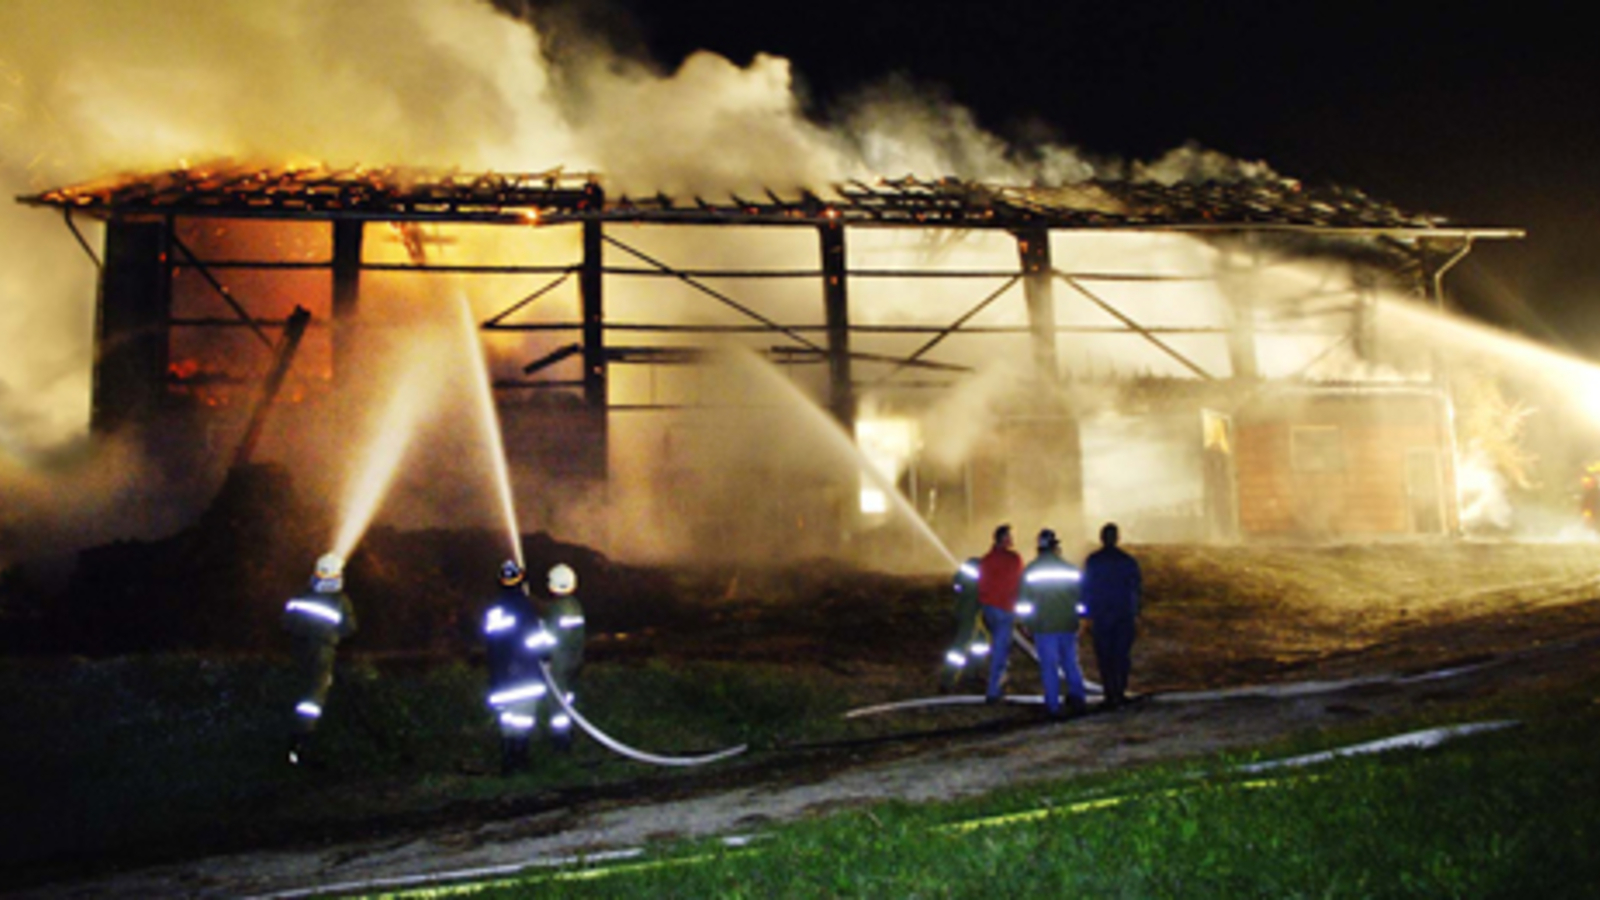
[1080,522,1143,709]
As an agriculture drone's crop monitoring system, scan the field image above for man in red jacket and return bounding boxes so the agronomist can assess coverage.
[977,524,1024,703]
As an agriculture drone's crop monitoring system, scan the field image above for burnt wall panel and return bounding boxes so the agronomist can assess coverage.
[93,218,172,434]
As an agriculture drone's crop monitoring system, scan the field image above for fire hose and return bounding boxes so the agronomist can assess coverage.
[845,621,1104,719]
[538,660,748,768]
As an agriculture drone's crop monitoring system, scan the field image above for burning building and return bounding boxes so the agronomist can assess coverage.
[17,163,1521,561]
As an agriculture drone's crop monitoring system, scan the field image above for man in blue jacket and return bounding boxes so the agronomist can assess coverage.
[1080,522,1143,709]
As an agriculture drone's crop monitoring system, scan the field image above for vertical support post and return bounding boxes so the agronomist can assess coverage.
[1421,238,1473,537]
[1351,266,1376,361]
[92,216,172,435]
[1014,227,1059,384]
[331,219,364,386]
[1220,236,1260,380]
[1010,227,1083,541]
[580,217,606,409]
[819,217,854,430]
[578,212,610,483]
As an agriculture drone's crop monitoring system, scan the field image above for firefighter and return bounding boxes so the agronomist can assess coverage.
[282,553,357,766]
[938,557,989,693]
[483,559,550,774]
[542,563,586,752]
[1019,528,1087,719]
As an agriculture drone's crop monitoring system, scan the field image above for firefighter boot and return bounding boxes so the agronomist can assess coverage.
[501,736,531,775]
[551,728,574,754]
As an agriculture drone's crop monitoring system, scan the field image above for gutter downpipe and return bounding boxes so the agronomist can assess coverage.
[1430,239,1475,538]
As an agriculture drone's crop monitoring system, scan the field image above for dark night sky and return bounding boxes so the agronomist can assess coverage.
[525,0,1600,356]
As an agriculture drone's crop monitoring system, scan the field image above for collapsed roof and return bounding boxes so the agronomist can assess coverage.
[19,163,1521,240]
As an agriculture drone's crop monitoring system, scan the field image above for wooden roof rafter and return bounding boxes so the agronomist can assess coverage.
[19,163,1524,241]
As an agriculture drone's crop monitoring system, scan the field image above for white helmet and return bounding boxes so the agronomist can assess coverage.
[314,553,345,580]
[548,563,577,596]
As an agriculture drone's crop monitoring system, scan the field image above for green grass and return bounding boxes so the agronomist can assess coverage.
[0,652,886,874]
[421,701,1600,899]
[4,652,1599,898]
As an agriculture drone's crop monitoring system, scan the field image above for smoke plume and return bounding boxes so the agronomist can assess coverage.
[0,0,1351,562]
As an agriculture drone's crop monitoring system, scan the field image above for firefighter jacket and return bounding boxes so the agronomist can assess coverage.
[483,584,545,691]
[951,558,981,624]
[1019,550,1083,634]
[546,594,586,690]
[1081,545,1142,622]
[282,580,357,645]
[952,558,980,596]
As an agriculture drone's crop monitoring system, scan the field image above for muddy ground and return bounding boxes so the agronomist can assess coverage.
[17,540,1600,899]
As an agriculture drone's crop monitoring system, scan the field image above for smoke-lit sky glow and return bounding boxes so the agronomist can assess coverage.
[0,0,1595,559]
[0,0,1118,456]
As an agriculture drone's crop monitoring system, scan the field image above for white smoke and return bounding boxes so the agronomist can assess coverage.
[1457,444,1514,532]
[1,0,1310,564]
[556,49,857,197]
[1131,142,1283,186]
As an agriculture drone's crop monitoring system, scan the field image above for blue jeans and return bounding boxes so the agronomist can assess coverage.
[982,606,1015,700]
[1036,630,1086,714]
[1092,617,1137,703]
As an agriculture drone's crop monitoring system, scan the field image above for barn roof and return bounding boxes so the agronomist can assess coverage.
[18,162,1522,239]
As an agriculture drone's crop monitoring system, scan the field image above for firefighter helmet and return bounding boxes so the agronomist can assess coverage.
[1037,528,1060,551]
[314,553,345,580]
[548,563,577,596]
[499,560,525,587]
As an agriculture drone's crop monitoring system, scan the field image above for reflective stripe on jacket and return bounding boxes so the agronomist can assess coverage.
[1020,551,1082,633]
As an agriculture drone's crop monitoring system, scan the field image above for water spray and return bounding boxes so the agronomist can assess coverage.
[1378,296,1600,424]
[455,295,523,567]
[331,362,440,560]
[729,348,958,570]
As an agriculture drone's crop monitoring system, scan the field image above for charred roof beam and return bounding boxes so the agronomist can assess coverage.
[521,342,583,375]
[872,274,1022,387]
[1056,271,1216,380]
[768,346,972,373]
[601,234,825,355]
[170,234,275,350]
[62,210,102,269]
[483,272,575,328]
